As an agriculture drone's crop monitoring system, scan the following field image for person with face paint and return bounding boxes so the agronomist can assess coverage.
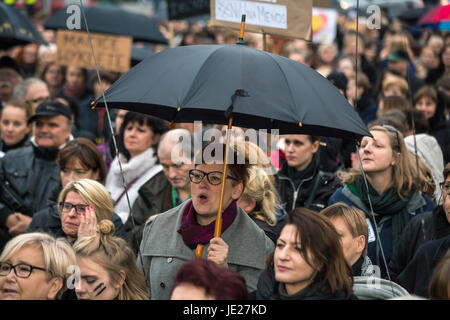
[73,219,149,300]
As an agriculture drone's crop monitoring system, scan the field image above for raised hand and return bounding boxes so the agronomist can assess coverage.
[78,205,98,239]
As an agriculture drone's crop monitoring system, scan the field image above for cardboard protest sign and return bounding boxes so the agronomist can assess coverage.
[56,30,132,73]
[210,0,312,41]
[312,7,338,44]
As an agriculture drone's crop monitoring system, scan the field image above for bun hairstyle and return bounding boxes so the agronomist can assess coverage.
[73,220,150,300]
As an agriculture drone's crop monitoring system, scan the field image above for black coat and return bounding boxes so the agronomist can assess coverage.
[396,235,450,298]
[389,205,450,283]
[250,270,354,300]
[0,144,61,250]
[275,158,342,212]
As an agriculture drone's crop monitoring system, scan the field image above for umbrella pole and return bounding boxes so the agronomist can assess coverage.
[195,115,233,259]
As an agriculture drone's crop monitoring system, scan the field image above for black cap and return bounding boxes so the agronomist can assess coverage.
[327,71,348,93]
[28,101,73,124]
[0,56,22,76]
[387,50,409,62]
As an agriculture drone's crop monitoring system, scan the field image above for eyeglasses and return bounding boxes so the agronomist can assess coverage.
[189,169,238,185]
[59,202,89,215]
[0,262,47,279]
[27,96,50,105]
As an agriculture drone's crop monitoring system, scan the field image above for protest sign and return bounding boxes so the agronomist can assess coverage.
[210,0,312,40]
[56,30,132,73]
[167,0,210,20]
[312,7,337,44]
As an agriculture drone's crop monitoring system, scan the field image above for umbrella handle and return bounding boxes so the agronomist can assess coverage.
[237,15,246,44]
[195,244,204,259]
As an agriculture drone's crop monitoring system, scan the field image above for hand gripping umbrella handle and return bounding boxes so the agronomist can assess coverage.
[195,115,234,259]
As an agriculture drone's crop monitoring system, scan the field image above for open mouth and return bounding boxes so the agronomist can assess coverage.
[198,194,208,203]
[2,288,19,295]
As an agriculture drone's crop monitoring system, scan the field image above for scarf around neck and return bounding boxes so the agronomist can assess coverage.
[353,176,413,253]
[177,200,238,249]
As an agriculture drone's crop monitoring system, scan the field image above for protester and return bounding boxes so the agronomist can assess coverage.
[0,232,76,300]
[73,219,149,300]
[13,78,50,112]
[106,112,169,225]
[329,125,435,278]
[0,101,73,250]
[346,72,378,125]
[139,142,274,299]
[170,259,248,300]
[39,61,64,96]
[0,100,32,158]
[126,128,193,253]
[0,56,23,107]
[321,202,372,277]
[389,162,450,282]
[27,138,126,241]
[276,134,341,212]
[428,250,450,300]
[252,208,355,300]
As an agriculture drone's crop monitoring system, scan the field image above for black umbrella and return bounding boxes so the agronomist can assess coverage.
[44,4,168,45]
[95,44,370,140]
[0,3,46,49]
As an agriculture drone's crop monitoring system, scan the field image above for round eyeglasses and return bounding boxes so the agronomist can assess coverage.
[189,169,238,186]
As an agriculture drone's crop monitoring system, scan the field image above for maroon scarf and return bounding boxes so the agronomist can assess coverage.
[177,200,238,249]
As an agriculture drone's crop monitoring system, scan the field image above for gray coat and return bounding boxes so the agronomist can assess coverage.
[138,200,274,300]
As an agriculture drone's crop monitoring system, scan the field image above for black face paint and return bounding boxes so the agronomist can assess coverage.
[94,282,104,292]
[96,286,106,297]
[93,282,106,297]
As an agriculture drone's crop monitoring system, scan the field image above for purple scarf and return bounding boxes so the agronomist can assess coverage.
[177,200,238,249]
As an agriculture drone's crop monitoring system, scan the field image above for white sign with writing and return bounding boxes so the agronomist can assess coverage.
[215,0,287,29]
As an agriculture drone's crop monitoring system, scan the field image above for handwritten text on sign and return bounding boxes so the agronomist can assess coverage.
[215,0,287,29]
[56,30,132,73]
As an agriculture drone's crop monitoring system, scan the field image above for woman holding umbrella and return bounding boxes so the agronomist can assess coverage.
[328,125,435,278]
[139,142,274,300]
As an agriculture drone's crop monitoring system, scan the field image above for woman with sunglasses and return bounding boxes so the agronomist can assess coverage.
[0,232,76,300]
[328,125,435,278]
[139,142,274,300]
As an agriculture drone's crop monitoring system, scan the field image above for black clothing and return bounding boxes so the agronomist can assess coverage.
[0,135,30,154]
[275,158,342,212]
[396,235,450,298]
[252,270,355,300]
[0,144,61,250]
[389,205,450,282]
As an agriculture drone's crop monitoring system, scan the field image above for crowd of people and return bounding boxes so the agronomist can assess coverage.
[0,1,449,300]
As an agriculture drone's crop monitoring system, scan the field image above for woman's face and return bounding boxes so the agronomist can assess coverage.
[60,191,88,242]
[22,44,38,64]
[415,96,437,120]
[123,121,158,158]
[274,224,316,295]
[65,66,85,90]
[44,64,63,88]
[0,246,61,300]
[359,130,396,175]
[60,158,99,187]
[190,163,243,226]
[329,216,364,267]
[75,257,122,300]
[0,106,30,146]
[442,47,450,67]
[383,84,403,97]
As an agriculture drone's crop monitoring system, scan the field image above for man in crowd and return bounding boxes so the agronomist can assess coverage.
[0,56,23,109]
[13,78,50,112]
[125,128,194,252]
[0,101,73,250]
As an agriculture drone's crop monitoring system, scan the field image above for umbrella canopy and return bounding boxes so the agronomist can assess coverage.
[95,44,370,141]
[0,3,46,49]
[44,4,168,45]
[419,4,450,28]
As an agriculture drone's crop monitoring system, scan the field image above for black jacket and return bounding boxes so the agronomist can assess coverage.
[396,235,450,298]
[0,144,61,249]
[250,270,355,300]
[27,185,127,242]
[275,158,342,212]
[389,205,450,282]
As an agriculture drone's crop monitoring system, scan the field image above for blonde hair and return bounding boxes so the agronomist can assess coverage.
[338,125,435,198]
[321,202,369,256]
[58,179,113,221]
[0,232,76,299]
[382,75,409,97]
[73,220,149,300]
